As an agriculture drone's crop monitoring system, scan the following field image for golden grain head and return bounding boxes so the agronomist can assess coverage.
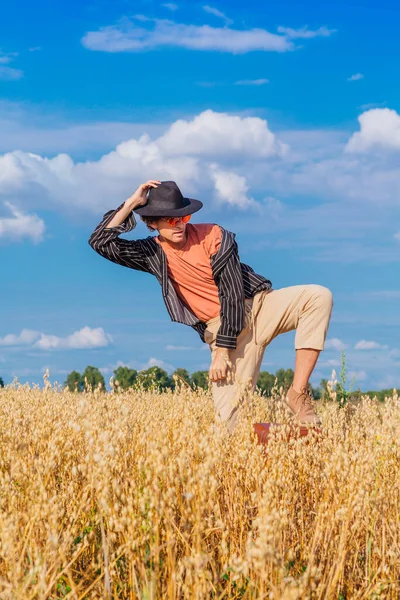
[0,383,399,599]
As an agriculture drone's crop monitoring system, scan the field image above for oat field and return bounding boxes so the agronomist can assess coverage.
[0,381,399,599]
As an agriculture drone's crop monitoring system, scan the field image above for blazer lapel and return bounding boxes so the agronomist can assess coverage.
[160,247,169,298]
[211,227,236,279]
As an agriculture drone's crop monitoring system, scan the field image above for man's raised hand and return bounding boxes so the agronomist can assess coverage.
[129,180,162,208]
[105,180,162,229]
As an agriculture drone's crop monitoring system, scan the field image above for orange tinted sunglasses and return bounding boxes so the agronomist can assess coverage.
[164,215,191,227]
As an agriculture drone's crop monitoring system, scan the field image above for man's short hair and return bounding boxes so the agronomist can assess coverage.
[140,215,159,231]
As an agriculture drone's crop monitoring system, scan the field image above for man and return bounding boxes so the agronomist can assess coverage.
[89,180,333,433]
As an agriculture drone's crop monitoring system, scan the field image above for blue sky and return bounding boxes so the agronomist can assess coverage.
[1,0,400,390]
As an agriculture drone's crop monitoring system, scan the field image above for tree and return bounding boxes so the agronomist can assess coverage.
[0,376,4,388]
[275,368,294,391]
[172,368,191,388]
[257,369,294,396]
[256,370,275,396]
[365,389,392,402]
[82,366,105,391]
[136,366,172,391]
[191,370,209,390]
[65,371,83,392]
[113,366,138,390]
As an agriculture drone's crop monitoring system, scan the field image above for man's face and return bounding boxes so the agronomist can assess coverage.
[152,216,189,244]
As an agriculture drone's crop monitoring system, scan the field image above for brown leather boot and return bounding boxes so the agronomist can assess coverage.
[285,385,322,426]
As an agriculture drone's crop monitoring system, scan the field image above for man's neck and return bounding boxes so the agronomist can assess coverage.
[159,228,188,251]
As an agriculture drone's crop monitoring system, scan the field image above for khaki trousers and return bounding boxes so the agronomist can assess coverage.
[204,285,333,433]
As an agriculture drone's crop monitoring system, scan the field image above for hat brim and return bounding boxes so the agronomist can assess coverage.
[133,198,203,217]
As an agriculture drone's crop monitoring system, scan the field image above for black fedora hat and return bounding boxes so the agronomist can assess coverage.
[133,181,203,217]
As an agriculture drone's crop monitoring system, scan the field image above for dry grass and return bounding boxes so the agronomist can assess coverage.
[0,381,399,599]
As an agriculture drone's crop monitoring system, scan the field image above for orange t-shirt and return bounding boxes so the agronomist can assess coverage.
[155,223,222,321]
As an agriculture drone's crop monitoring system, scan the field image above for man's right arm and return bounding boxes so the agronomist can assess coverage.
[88,180,160,271]
[104,195,141,230]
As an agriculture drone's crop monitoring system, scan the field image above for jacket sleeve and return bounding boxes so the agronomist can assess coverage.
[214,241,245,349]
[88,203,149,272]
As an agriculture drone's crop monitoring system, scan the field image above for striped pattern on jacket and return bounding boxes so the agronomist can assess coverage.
[88,204,272,349]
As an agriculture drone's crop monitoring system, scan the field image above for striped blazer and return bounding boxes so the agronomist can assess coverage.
[89,204,272,349]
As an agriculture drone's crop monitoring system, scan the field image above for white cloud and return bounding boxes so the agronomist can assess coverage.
[0,326,111,350]
[277,25,336,39]
[210,166,258,209]
[0,51,19,63]
[203,5,232,25]
[145,357,175,373]
[0,110,285,215]
[0,329,40,346]
[347,73,364,82]
[354,340,388,350]
[35,326,112,350]
[0,139,197,215]
[362,290,400,300]
[166,344,197,350]
[82,17,296,54]
[325,338,347,351]
[324,359,341,367]
[238,114,400,243]
[359,102,387,111]
[0,202,45,243]
[0,66,23,80]
[394,232,400,241]
[100,356,179,375]
[261,196,284,220]
[346,108,400,153]
[166,344,208,352]
[235,78,269,86]
[156,110,286,158]
[162,3,179,10]
[0,51,23,80]
[348,370,368,382]
[198,79,269,87]
[2,104,400,264]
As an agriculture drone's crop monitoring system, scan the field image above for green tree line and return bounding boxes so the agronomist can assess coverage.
[64,365,211,393]
[0,369,392,401]
[63,365,323,397]
[62,366,396,401]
